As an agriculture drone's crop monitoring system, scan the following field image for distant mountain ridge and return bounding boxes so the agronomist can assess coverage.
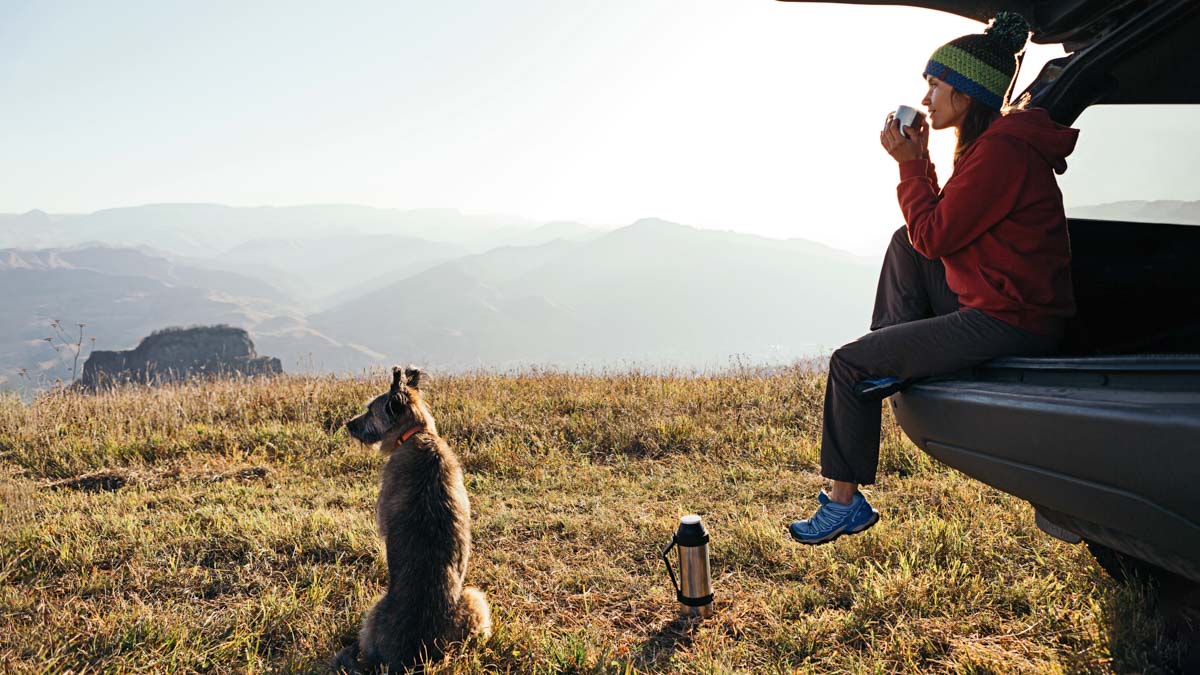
[1,246,287,302]
[0,245,377,387]
[311,217,877,369]
[221,234,468,306]
[0,204,883,390]
[1068,200,1200,225]
[0,204,555,257]
[0,204,613,308]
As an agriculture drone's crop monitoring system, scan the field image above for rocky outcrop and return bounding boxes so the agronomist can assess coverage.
[80,326,281,390]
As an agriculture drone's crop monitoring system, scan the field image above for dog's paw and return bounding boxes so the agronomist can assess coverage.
[330,644,363,674]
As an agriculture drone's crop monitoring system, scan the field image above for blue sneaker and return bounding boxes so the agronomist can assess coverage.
[854,377,908,399]
[788,491,880,545]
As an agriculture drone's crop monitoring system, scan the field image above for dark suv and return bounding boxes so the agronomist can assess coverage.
[782,0,1200,584]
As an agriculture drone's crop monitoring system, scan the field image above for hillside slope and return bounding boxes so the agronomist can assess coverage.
[0,247,377,386]
[312,219,878,368]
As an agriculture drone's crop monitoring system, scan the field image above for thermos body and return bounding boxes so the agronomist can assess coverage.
[662,514,714,618]
[678,537,713,617]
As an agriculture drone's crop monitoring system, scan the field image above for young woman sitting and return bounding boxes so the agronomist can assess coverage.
[789,12,1079,544]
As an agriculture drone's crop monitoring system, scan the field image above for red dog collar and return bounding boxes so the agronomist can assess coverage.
[397,425,425,446]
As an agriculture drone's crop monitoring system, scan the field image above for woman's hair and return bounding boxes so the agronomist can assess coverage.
[950,87,1027,162]
[954,96,998,162]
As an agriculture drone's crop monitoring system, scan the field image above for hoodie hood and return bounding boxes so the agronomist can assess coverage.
[983,108,1080,174]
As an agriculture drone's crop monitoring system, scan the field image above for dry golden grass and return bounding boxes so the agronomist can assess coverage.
[0,369,1192,673]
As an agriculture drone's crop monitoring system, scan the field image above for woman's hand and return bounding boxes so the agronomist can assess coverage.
[880,112,928,163]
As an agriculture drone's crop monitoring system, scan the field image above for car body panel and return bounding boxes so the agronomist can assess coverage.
[885,214,1200,582]
[774,0,1186,44]
[891,355,1200,581]
[776,0,1200,123]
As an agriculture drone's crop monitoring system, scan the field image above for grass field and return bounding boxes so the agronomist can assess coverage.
[0,369,1193,673]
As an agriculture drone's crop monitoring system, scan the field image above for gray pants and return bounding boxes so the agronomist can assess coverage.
[820,226,1060,485]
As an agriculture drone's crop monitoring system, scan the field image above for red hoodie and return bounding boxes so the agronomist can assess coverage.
[897,108,1079,336]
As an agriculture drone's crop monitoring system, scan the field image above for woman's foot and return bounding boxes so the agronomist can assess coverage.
[788,491,880,545]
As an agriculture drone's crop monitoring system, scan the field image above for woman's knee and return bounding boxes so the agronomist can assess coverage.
[831,331,900,382]
[829,343,867,380]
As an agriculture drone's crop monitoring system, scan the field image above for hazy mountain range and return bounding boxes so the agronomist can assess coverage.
[4,200,1190,390]
[0,204,539,257]
[1066,200,1200,225]
[309,220,876,368]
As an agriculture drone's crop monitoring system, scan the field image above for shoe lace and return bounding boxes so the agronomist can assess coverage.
[808,502,851,531]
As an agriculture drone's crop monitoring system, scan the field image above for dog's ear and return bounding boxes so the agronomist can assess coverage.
[404,367,423,390]
[386,391,406,418]
[390,366,405,392]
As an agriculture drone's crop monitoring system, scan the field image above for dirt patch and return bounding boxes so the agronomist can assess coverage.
[48,471,129,493]
[204,466,270,484]
[42,465,268,493]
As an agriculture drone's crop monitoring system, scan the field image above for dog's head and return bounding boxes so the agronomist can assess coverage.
[345,366,436,449]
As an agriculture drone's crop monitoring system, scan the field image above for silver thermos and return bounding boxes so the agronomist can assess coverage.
[661,514,713,618]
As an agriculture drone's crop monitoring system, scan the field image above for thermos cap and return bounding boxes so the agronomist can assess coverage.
[675,514,710,546]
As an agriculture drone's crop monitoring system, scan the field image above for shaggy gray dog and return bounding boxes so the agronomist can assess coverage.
[334,367,491,671]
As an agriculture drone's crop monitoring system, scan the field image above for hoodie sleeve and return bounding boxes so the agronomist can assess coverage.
[897,158,941,193]
[898,136,1029,259]
[925,159,940,191]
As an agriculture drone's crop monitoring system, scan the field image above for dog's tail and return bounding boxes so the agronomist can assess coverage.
[451,587,493,642]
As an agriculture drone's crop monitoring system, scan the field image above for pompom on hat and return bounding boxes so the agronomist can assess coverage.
[923,12,1031,111]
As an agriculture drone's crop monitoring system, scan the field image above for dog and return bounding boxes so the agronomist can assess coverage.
[334,366,492,672]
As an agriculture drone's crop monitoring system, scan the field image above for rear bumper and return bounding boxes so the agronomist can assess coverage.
[890,355,1200,581]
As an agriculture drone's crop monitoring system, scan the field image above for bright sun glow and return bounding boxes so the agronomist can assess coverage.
[3,1,1070,256]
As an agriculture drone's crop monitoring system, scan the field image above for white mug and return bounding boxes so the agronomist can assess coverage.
[893,105,922,139]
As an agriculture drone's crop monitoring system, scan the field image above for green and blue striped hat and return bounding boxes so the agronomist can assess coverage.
[924,12,1030,111]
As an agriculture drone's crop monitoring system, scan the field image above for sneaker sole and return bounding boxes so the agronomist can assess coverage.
[788,510,881,546]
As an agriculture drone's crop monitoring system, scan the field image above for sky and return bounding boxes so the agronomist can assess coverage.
[3,0,1197,255]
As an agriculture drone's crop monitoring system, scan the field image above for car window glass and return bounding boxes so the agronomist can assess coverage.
[1059,105,1200,226]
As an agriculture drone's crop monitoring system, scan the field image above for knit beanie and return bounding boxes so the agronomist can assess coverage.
[923,12,1030,111]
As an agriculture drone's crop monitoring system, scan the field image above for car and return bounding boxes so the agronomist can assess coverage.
[779,0,1200,584]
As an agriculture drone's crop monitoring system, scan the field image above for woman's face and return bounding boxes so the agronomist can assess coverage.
[922,76,969,130]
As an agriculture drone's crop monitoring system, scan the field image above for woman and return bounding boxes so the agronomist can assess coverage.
[789,12,1079,544]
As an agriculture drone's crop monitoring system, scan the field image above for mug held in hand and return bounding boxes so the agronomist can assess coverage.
[892,105,923,139]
